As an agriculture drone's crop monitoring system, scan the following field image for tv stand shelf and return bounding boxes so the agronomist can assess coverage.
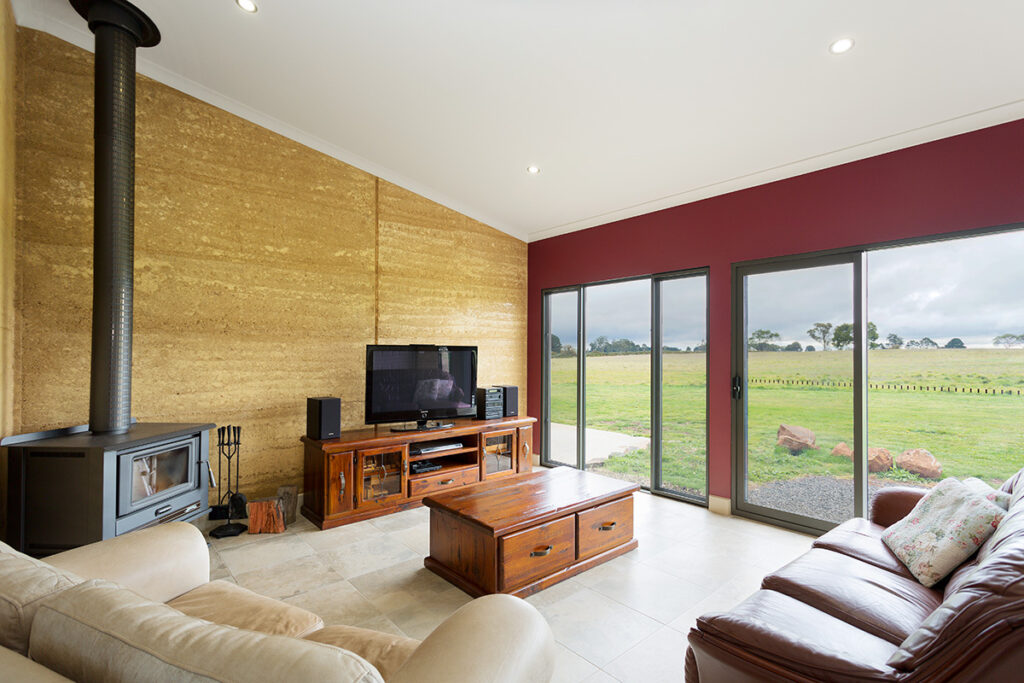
[409,461,477,480]
[408,446,478,462]
[301,416,536,529]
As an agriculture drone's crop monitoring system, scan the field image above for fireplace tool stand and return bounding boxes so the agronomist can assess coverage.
[210,425,247,538]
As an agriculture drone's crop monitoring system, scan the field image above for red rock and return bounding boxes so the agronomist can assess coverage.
[776,424,818,453]
[868,447,893,473]
[831,442,853,459]
[897,448,943,479]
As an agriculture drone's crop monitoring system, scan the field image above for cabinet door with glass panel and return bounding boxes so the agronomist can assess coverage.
[356,445,408,509]
[481,429,517,480]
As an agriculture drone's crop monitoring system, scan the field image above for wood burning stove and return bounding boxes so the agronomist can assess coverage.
[1,1,215,555]
[4,423,212,556]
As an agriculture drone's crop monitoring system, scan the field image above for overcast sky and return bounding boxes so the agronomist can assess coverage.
[549,230,1024,351]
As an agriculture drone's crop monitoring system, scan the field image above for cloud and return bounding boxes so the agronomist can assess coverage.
[546,229,1024,351]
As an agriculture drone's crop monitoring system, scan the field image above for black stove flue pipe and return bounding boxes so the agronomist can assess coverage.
[70,0,159,434]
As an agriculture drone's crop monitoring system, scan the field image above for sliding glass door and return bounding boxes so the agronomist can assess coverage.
[733,226,1024,533]
[542,290,581,467]
[866,231,1024,506]
[733,256,865,531]
[542,270,709,503]
[584,280,651,485]
[654,273,709,499]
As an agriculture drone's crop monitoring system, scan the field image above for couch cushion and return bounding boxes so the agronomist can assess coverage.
[167,579,323,638]
[813,517,914,579]
[304,625,420,680]
[882,478,1004,587]
[887,528,1024,672]
[29,579,383,683]
[693,589,899,679]
[46,522,209,603]
[0,541,82,655]
[998,465,1024,495]
[762,548,942,644]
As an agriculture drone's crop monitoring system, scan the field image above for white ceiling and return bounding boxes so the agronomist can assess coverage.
[13,0,1024,243]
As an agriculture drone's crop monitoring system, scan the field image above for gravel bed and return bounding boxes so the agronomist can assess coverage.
[748,476,927,524]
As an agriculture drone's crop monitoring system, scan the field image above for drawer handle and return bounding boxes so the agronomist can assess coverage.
[440,478,454,485]
[530,545,553,557]
[599,522,617,531]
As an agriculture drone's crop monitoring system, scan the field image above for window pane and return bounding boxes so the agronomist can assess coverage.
[659,275,708,498]
[546,291,579,467]
[584,280,651,486]
[743,264,855,525]
[867,231,1024,503]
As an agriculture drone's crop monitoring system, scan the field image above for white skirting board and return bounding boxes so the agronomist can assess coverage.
[708,495,731,516]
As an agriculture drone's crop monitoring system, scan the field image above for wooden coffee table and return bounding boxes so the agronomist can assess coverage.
[423,467,639,597]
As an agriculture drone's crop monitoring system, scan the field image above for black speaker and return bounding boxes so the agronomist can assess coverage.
[307,397,341,440]
[499,385,518,417]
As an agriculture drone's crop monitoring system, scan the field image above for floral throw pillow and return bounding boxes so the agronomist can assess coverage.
[962,477,1012,510]
[882,478,1004,588]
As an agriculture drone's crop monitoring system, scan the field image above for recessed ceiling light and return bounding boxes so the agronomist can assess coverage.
[829,38,854,54]
[527,166,540,175]
[236,0,258,13]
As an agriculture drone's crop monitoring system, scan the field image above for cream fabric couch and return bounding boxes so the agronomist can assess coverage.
[0,522,556,682]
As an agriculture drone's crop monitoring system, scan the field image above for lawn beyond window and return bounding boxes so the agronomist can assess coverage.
[550,349,1023,498]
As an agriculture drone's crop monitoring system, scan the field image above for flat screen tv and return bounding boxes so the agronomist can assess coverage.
[365,345,477,431]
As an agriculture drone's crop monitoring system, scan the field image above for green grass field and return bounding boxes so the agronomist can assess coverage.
[549,349,1024,496]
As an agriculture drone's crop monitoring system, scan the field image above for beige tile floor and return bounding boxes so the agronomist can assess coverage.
[204,486,813,682]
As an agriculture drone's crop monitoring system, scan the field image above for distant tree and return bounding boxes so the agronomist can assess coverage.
[550,334,562,353]
[944,338,966,349]
[685,346,692,353]
[994,333,1024,348]
[563,345,577,356]
[919,337,939,349]
[805,345,816,352]
[748,329,782,351]
[783,341,803,352]
[886,333,904,349]
[832,323,854,350]
[693,340,707,352]
[663,345,681,352]
[589,336,609,353]
[807,323,833,351]
[826,322,879,350]
[906,339,920,349]
[868,322,880,349]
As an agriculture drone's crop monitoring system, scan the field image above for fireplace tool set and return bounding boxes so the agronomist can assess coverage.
[210,425,248,539]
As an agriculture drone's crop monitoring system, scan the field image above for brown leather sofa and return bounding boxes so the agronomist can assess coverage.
[685,469,1024,682]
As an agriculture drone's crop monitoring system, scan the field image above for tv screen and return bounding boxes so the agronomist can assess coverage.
[365,345,477,428]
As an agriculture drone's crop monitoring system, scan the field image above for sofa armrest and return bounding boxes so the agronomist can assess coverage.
[390,594,555,683]
[868,487,927,527]
[0,645,74,682]
[45,522,209,603]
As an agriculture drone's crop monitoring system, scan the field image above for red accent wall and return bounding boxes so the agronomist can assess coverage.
[527,118,1024,500]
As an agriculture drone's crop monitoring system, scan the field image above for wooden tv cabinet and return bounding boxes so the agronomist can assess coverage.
[301,416,536,530]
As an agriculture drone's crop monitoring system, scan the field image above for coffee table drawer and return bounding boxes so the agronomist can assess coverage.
[409,466,479,497]
[577,497,633,560]
[499,516,575,590]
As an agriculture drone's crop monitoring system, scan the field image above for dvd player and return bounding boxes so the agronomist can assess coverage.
[410,440,463,455]
[410,460,443,474]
